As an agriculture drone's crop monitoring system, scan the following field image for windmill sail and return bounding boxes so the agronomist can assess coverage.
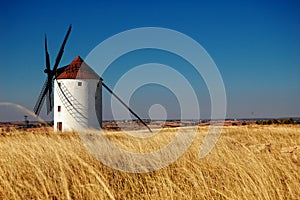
[33,25,72,116]
[33,79,49,116]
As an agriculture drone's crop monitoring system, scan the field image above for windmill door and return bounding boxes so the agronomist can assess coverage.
[57,122,62,131]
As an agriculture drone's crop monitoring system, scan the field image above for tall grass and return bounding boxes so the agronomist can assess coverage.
[0,125,299,199]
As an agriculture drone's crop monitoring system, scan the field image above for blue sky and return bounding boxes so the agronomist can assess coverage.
[0,0,299,121]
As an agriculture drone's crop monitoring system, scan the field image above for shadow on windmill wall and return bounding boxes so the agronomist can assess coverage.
[56,81,88,128]
[95,80,103,128]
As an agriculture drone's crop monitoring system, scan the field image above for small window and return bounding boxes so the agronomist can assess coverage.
[58,106,61,112]
[57,122,62,131]
[78,82,82,86]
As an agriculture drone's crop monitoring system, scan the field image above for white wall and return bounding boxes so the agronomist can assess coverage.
[53,79,102,132]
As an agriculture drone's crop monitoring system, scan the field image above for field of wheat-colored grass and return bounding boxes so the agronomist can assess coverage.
[0,125,299,199]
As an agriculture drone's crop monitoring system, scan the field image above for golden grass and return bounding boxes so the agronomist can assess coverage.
[0,125,299,199]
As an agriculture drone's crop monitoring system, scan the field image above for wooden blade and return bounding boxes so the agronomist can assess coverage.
[102,82,152,133]
[46,80,54,114]
[52,24,72,73]
[44,35,51,72]
[33,79,49,116]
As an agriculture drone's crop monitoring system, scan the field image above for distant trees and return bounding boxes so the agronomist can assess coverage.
[282,118,296,124]
[256,118,297,125]
[231,122,247,126]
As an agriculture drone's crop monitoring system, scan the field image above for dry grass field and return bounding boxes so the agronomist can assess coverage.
[0,125,299,199]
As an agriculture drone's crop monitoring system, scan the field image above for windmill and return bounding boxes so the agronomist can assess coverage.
[33,25,151,132]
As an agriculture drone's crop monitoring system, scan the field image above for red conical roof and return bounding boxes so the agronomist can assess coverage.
[55,56,101,80]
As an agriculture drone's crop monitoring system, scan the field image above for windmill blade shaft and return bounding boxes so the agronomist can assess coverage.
[102,82,152,133]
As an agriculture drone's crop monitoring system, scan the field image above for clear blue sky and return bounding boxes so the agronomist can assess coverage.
[0,0,299,121]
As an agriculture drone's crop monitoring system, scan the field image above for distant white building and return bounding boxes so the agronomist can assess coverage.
[53,56,102,131]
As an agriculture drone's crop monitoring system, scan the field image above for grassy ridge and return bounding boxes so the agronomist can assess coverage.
[0,125,299,199]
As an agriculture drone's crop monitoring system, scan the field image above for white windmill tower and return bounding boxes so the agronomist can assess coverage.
[53,56,102,131]
[33,25,152,132]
